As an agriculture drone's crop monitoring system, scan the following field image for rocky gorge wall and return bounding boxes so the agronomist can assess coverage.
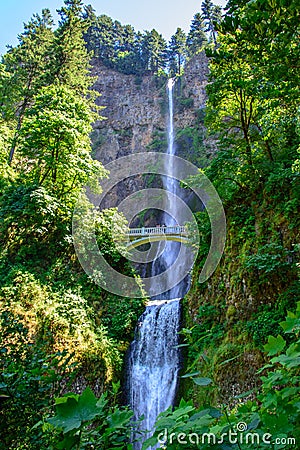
[90,51,213,212]
[91,51,210,166]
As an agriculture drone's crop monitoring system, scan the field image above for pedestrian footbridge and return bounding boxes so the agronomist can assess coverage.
[124,226,190,250]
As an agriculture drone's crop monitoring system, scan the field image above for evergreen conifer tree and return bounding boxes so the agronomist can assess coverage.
[168,27,187,75]
[187,13,208,55]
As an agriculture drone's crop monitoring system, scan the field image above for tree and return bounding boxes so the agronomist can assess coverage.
[84,13,115,65]
[18,85,105,201]
[120,24,136,53]
[114,23,140,74]
[52,0,93,95]
[82,4,98,52]
[187,13,208,55]
[0,9,55,163]
[83,8,169,76]
[168,27,187,75]
[201,0,222,45]
[142,29,167,72]
[204,0,299,196]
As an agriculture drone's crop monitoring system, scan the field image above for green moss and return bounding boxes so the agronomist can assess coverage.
[226,304,236,319]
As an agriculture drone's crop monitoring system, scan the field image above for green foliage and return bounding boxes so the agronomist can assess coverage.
[0,4,146,448]
[263,334,286,356]
[185,1,300,411]
[187,13,208,55]
[54,0,93,95]
[147,130,167,152]
[101,297,145,342]
[201,0,222,45]
[247,309,283,347]
[18,85,106,200]
[1,8,54,122]
[177,96,194,111]
[204,0,299,196]
[168,28,187,76]
[142,29,168,73]
[179,301,226,380]
[146,304,300,449]
[45,387,135,449]
[175,125,210,167]
[0,184,71,263]
[0,310,77,449]
[243,243,294,281]
[143,399,220,450]
[83,9,167,76]
[83,5,217,76]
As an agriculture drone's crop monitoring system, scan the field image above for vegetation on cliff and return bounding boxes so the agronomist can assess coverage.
[83,0,221,76]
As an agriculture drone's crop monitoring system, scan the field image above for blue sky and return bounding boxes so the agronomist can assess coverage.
[0,0,227,56]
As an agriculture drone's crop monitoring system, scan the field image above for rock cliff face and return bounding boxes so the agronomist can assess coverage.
[90,52,210,211]
[91,61,165,165]
[91,52,210,166]
[174,52,209,128]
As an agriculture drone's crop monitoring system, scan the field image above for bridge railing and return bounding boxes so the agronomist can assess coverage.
[127,226,186,236]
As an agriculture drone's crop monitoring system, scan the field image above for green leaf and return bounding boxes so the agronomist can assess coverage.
[171,405,195,419]
[174,343,190,348]
[181,371,200,378]
[107,409,133,429]
[247,415,260,430]
[281,387,300,399]
[219,352,243,366]
[142,436,159,449]
[235,389,256,399]
[264,335,286,356]
[47,387,105,433]
[55,393,78,404]
[56,434,78,450]
[257,363,273,374]
[272,354,300,368]
[193,377,213,386]
[280,312,299,333]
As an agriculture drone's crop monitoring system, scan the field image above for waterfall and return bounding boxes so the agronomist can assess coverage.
[160,78,183,299]
[127,300,180,449]
[128,79,182,449]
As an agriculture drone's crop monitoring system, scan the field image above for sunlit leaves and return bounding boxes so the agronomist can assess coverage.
[18,85,106,201]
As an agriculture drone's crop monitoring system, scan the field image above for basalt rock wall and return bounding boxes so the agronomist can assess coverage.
[91,52,210,166]
[90,52,210,210]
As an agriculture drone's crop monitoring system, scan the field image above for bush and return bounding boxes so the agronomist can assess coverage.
[43,386,136,449]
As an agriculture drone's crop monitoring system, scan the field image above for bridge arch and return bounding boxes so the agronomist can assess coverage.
[123,226,191,250]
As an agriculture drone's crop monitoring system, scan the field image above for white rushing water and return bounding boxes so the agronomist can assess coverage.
[128,79,182,449]
[128,300,180,449]
[160,78,183,299]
